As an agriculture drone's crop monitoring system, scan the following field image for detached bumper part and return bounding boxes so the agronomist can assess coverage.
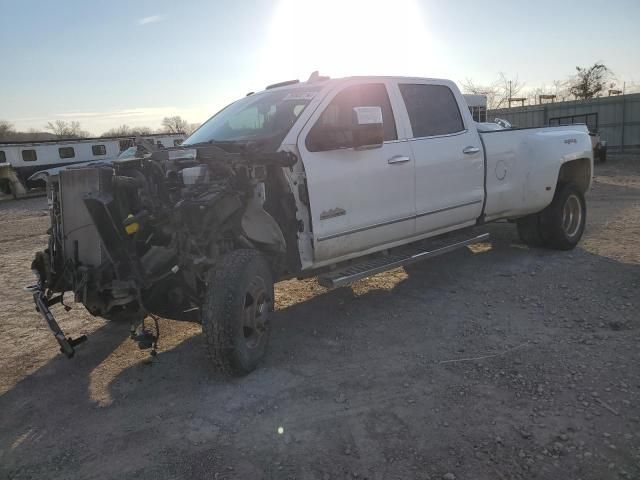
[26,283,87,358]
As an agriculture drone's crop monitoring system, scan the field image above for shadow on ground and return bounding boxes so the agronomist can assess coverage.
[1,182,639,480]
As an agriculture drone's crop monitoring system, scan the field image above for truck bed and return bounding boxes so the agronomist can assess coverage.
[479,125,593,221]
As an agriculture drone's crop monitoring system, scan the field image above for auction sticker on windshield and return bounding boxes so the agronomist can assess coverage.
[283,91,317,101]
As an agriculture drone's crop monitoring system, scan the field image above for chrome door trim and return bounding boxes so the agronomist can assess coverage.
[316,199,483,242]
[415,199,482,219]
[317,214,415,242]
[409,129,468,141]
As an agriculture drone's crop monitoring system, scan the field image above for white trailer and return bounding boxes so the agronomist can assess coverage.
[0,133,186,198]
[464,94,488,122]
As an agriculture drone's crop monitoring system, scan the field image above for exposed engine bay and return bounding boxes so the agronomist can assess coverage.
[31,142,301,334]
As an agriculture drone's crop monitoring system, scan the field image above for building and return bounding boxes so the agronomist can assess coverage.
[488,93,640,151]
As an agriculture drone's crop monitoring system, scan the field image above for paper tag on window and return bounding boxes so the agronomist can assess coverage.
[283,91,317,101]
[353,106,383,125]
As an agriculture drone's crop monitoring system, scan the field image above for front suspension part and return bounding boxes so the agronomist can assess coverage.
[26,283,87,358]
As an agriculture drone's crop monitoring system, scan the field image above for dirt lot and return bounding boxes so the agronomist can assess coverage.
[0,156,638,480]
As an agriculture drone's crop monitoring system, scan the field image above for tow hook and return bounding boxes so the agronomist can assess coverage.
[25,283,87,358]
[130,313,161,357]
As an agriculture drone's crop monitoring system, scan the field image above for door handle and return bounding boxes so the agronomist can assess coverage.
[388,155,410,164]
[463,146,481,155]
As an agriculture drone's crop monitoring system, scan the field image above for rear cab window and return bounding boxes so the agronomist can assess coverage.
[0,151,5,163]
[398,83,465,138]
[306,83,397,152]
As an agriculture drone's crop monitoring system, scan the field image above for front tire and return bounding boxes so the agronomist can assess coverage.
[202,249,274,376]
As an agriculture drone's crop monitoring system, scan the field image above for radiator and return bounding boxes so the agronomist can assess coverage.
[59,167,108,268]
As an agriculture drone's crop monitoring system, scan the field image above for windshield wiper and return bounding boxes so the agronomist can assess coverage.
[182,139,245,148]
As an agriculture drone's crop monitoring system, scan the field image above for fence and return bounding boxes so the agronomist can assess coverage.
[488,93,640,150]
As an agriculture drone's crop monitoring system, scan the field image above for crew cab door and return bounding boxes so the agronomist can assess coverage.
[297,81,415,263]
[396,81,485,234]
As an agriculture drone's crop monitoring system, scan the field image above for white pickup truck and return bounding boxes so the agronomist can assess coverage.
[30,75,593,375]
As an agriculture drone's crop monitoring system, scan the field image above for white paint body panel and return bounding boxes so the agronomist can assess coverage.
[480,125,593,221]
[398,79,485,236]
[270,76,593,270]
[296,79,416,262]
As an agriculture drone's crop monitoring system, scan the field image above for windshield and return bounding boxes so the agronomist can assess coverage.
[183,86,321,146]
[117,146,139,159]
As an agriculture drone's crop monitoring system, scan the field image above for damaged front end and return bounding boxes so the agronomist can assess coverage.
[30,142,297,357]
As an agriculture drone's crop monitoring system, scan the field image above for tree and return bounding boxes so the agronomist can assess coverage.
[0,121,67,142]
[186,122,200,135]
[495,72,525,108]
[161,116,188,134]
[45,120,90,139]
[101,125,156,137]
[102,125,132,137]
[0,120,15,140]
[552,79,572,102]
[132,126,154,136]
[461,79,498,108]
[461,73,525,109]
[568,63,614,100]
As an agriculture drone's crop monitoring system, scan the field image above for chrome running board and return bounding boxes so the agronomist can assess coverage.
[318,233,489,289]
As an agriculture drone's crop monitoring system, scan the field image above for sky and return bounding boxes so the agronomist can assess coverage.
[1,0,639,135]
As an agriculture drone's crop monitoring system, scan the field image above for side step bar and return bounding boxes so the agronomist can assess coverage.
[318,233,489,289]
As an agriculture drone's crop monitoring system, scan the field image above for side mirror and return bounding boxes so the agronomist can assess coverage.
[494,118,512,129]
[352,106,384,150]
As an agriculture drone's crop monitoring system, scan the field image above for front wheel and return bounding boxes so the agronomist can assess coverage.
[202,249,274,376]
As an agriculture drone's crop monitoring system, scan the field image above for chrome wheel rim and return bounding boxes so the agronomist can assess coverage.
[562,194,582,238]
[242,276,270,350]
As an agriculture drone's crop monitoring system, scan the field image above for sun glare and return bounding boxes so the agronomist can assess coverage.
[260,0,438,82]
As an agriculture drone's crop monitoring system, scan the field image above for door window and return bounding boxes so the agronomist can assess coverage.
[307,83,397,152]
[399,84,464,138]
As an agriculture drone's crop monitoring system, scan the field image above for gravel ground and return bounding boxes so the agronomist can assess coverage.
[0,155,638,480]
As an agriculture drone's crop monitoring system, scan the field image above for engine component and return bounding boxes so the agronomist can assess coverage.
[29,140,297,357]
[181,165,210,185]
